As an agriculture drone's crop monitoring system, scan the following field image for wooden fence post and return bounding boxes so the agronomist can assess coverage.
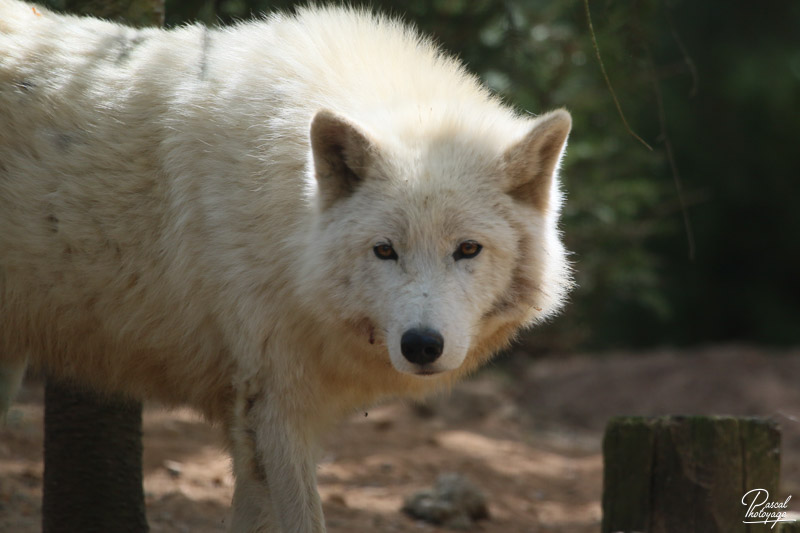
[602,416,785,533]
[43,383,147,533]
[41,2,163,532]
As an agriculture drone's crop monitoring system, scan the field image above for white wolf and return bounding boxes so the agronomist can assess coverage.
[0,1,573,531]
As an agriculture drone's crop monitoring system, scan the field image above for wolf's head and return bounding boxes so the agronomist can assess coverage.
[301,108,572,378]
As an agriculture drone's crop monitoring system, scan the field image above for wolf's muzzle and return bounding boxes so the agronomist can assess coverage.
[400,328,444,366]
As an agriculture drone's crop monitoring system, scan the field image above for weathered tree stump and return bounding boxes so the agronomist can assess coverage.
[779,520,800,533]
[602,416,783,533]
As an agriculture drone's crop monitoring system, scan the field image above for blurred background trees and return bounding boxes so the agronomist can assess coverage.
[43,0,800,352]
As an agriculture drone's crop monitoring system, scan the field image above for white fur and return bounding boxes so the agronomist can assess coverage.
[0,2,572,531]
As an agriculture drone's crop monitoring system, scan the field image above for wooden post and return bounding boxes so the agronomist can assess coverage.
[43,383,147,533]
[780,522,800,533]
[41,2,163,533]
[602,416,782,533]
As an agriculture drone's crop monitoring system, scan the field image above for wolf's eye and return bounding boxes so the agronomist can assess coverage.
[453,240,482,260]
[373,243,398,260]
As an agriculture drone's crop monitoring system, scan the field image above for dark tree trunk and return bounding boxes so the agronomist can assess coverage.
[41,2,163,532]
[64,0,165,27]
[43,382,148,533]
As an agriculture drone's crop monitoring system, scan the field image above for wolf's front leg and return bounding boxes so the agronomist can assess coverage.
[229,452,279,532]
[228,388,325,533]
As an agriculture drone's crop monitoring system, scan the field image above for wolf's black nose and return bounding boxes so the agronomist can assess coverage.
[401,328,444,365]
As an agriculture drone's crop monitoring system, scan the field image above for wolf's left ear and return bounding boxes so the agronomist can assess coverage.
[310,110,377,210]
[503,109,572,211]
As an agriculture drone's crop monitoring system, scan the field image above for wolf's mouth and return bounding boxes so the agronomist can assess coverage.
[413,367,444,377]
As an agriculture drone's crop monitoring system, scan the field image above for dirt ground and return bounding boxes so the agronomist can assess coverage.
[2,345,800,532]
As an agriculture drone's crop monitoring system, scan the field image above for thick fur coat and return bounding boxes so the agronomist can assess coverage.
[0,1,573,531]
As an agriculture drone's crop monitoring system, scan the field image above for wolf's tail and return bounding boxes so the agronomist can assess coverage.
[0,358,27,424]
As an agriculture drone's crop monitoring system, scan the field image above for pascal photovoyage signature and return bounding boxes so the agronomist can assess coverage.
[742,488,794,528]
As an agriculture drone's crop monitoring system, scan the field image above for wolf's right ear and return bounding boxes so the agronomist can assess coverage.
[310,110,376,210]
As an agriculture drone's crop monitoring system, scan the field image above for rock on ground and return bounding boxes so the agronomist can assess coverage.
[402,472,489,529]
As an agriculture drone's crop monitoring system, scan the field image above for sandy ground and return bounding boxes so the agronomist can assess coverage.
[2,345,800,532]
